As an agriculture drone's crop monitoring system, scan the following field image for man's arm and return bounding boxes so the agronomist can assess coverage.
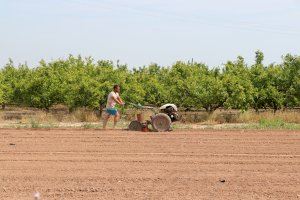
[112,96,124,105]
[117,96,125,105]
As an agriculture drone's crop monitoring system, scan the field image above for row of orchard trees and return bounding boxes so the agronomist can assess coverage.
[0,51,299,112]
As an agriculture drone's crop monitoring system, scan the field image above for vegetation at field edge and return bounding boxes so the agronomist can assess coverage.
[0,51,299,113]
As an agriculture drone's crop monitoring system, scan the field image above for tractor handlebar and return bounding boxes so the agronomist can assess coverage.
[128,103,155,110]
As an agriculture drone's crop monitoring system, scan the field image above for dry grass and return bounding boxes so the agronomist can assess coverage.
[0,106,299,130]
[0,106,100,123]
[63,108,99,122]
[180,109,300,124]
[237,110,300,124]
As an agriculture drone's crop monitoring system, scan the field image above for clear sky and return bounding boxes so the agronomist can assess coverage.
[1,0,299,68]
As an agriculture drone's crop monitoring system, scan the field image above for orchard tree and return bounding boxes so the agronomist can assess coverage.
[222,56,254,110]
[0,52,298,112]
[264,64,284,112]
[133,64,168,106]
[251,50,268,111]
[196,73,227,112]
[0,59,16,107]
[281,54,300,108]
[165,61,210,109]
[0,72,5,108]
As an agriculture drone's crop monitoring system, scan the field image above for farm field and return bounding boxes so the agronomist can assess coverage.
[0,129,299,200]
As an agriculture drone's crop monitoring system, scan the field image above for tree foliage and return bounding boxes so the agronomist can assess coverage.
[0,52,299,112]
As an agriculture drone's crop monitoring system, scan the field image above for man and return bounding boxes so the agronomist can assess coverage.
[102,85,125,129]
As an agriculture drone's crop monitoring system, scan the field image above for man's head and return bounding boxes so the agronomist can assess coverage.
[113,84,120,93]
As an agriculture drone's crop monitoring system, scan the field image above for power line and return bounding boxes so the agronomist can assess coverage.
[71,0,300,36]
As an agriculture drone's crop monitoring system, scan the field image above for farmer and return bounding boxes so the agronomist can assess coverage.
[102,85,125,129]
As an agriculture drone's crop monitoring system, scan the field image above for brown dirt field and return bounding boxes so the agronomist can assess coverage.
[0,129,299,200]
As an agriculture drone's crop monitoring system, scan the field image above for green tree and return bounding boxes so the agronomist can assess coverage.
[223,56,254,110]
[0,52,298,112]
[195,73,227,112]
[281,54,300,108]
[133,64,168,105]
[264,64,284,112]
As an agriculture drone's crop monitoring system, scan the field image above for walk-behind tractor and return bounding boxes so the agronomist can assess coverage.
[128,103,179,132]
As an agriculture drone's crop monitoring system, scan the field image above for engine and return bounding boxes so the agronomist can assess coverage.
[159,104,179,122]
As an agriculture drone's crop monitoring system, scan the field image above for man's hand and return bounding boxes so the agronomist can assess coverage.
[117,96,125,106]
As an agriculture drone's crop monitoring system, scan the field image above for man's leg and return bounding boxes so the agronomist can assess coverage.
[113,112,120,129]
[102,112,110,129]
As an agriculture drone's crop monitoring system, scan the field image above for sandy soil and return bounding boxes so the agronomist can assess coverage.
[0,129,299,200]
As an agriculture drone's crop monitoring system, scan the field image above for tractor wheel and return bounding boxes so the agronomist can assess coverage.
[128,120,143,131]
[151,113,171,132]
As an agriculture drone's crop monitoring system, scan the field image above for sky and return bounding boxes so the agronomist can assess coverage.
[1,0,299,68]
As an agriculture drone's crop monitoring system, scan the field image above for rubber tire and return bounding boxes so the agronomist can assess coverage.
[151,113,171,132]
[128,120,143,131]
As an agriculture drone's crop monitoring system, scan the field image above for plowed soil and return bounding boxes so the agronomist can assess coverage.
[0,129,299,200]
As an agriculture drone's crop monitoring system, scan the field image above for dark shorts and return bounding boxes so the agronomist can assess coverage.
[106,108,118,116]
